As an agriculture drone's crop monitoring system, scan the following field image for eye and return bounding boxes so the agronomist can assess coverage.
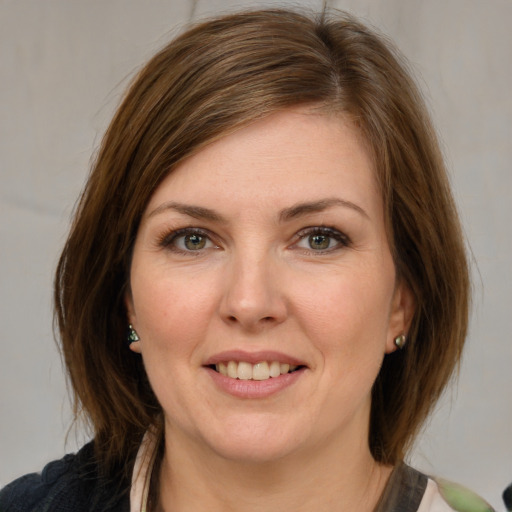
[160,228,217,253]
[179,233,210,251]
[294,227,350,253]
[307,233,332,251]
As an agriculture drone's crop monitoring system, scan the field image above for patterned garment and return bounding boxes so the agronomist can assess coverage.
[372,462,495,512]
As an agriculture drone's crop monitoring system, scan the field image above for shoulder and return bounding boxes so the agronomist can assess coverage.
[419,476,495,512]
[0,442,129,512]
[379,464,496,512]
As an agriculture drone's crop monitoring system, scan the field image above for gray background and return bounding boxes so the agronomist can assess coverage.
[1,0,510,509]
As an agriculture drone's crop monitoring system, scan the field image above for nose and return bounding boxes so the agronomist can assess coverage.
[219,250,288,331]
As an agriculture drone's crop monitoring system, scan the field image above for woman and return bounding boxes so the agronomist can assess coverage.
[0,8,494,512]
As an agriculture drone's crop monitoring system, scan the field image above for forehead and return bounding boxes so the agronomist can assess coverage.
[144,108,380,220]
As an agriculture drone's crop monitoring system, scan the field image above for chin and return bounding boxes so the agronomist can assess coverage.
[199,417,307,464]
[211,439,298,464]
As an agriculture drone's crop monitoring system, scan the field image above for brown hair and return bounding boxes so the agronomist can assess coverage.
[55,8,469,477]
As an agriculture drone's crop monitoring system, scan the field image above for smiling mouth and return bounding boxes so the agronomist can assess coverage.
[210,361,304,381]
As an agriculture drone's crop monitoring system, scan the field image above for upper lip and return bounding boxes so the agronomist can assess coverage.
[204,350,307,367]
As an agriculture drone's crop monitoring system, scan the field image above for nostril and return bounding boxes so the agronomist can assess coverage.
[226,315,275,325]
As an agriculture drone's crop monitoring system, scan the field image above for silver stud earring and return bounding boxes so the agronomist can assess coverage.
[127,324,140,344]
[394,334,406,350]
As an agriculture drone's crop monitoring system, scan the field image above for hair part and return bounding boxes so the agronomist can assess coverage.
[55,8,470,478]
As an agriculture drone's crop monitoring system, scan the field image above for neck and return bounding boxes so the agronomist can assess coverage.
[155,429,393,512]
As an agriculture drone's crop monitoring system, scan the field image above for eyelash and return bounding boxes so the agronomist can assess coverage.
[158,227,217,255]
[294,226,351,254]
[157,226,351,255]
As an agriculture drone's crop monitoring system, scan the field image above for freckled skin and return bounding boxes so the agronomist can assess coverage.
[126,108,413,466]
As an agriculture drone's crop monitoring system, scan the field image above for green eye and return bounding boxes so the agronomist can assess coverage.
[163,229,216,253]
[295,227,350,253]
[308,234,331,250]
[184,234,207,250]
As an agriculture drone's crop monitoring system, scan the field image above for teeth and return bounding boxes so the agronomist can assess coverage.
[237,362,252,380]
[214,361,300,381]
[218,362,228,376]
[227,361,237,379]
[252,362,269,381]
[269,361,281,378]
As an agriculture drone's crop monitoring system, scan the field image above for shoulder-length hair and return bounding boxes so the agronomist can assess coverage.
[55,8,469,477]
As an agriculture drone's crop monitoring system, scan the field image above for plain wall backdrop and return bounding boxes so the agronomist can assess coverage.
[1,0,511,509]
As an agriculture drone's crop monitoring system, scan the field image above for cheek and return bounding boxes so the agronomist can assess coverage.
[290,267,394,341]
[130,266,221,357]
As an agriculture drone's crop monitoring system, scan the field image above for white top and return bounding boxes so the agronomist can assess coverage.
[418,480,456,512]
[131,428,158,512]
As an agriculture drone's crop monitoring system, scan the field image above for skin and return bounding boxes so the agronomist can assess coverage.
[126,108,414,512]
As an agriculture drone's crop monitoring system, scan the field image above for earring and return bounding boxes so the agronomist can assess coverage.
[394,334,406,350]
[127,324,140,344]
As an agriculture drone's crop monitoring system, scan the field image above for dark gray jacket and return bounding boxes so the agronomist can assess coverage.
[0,442,129,512]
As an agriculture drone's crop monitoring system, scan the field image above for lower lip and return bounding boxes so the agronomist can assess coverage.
[205,367,305,399]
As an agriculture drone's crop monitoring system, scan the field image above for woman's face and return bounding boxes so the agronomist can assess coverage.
[127,108,412,463]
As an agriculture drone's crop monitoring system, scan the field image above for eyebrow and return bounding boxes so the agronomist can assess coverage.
[147,197,369,223]
[147,201,227,222]
[278,198,369,222]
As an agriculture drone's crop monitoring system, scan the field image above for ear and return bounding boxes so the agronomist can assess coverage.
[385,279,415,354]
[125,289,142,354]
